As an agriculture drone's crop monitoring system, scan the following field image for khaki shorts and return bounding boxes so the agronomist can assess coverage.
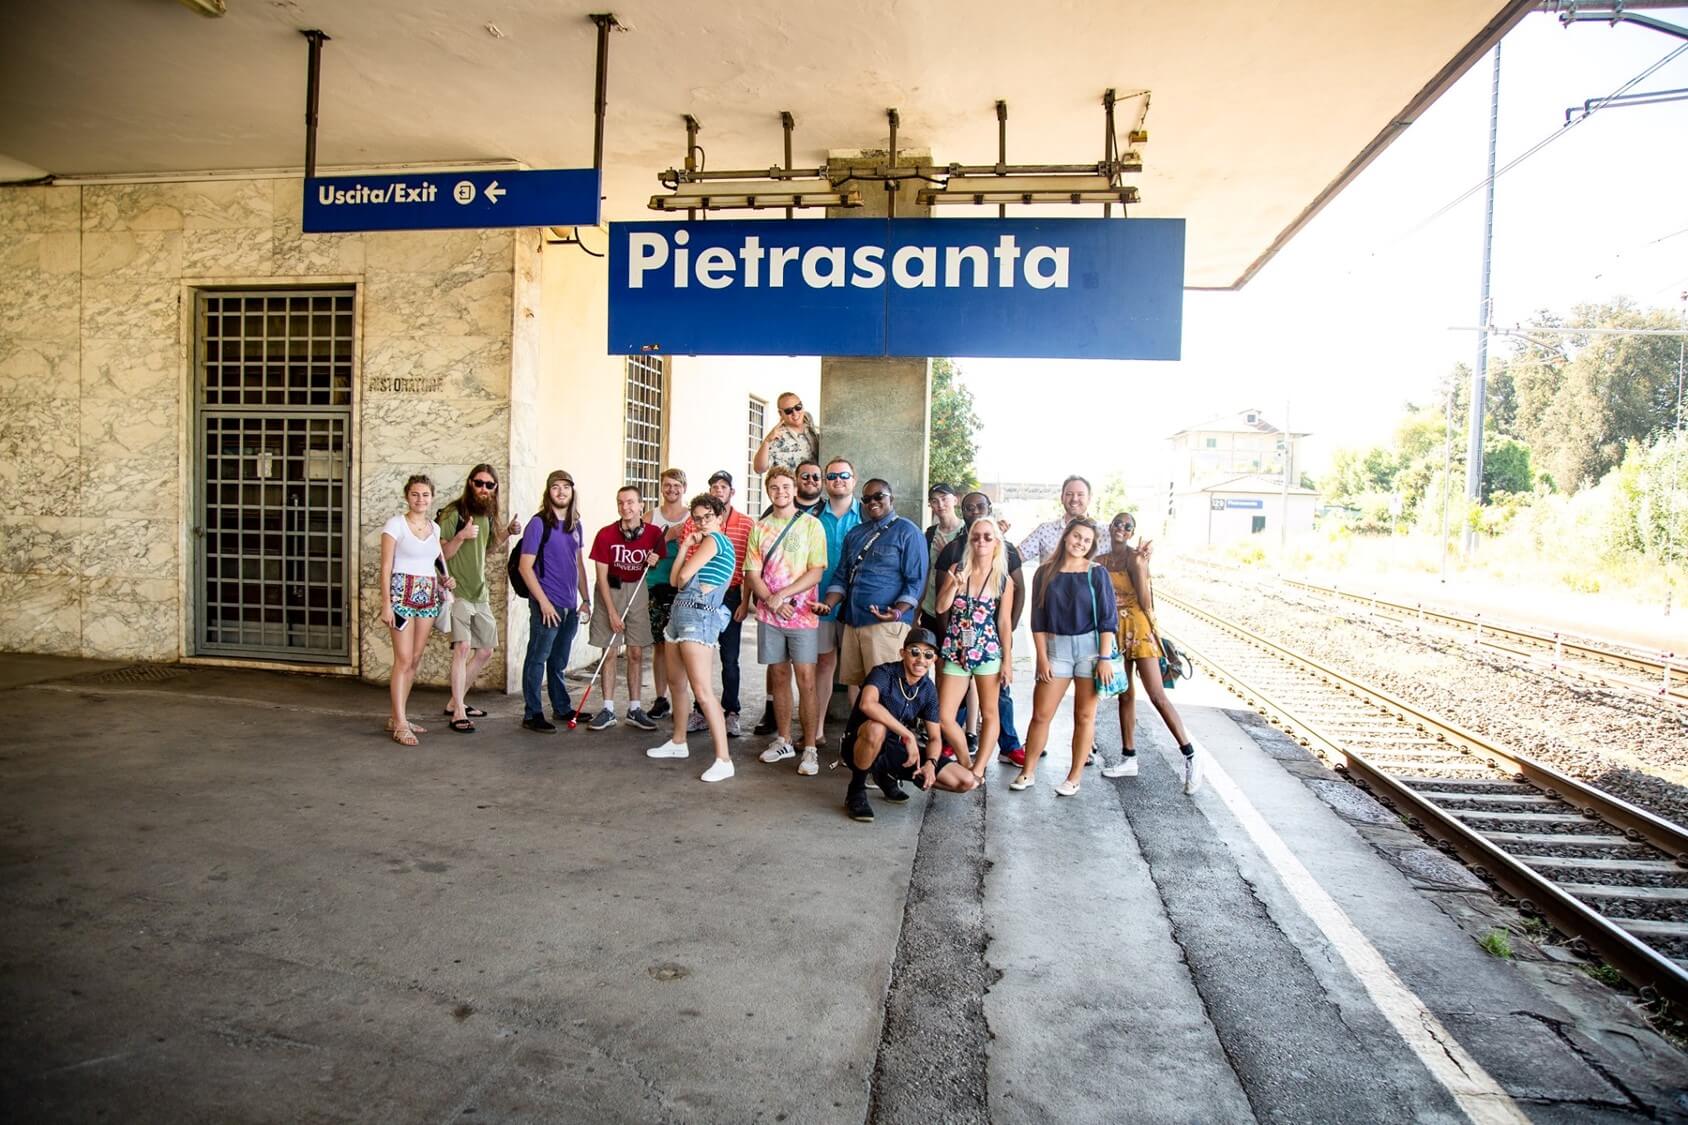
[589,582,653,649]
[838,621,910,686]
[447,597,497,650]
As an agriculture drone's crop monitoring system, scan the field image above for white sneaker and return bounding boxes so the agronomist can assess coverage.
[645,740,689,759]
[1101,756,1139,779]
[760,738,796,764]
[1183,747,1204,794]
[797,747,819,776]
[701,758,735,783]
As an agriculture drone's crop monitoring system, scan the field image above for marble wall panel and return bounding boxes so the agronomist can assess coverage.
[181,227,275,278]
[0,272,80,340]
[1,231,79,277]
[82,184,185,233]
[82,517,177,578]
[81,337,177,401]
[271,178,365,275]
[363,267,512,340]
[78,398,178,517]
[0,336,80,399]
[81,231,183,280]
[0,186,81,238]
[0,516,84,576]
[365,229,513,279]
[361,335,511,401]
[82,577,178,661]
[80,279,179,340]
[179,180,272,231]
[0,574,81,656]
[0,396,79,515]
[362,398,509,469]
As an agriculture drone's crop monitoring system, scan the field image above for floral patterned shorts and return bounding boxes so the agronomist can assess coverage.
[390,573,443,619]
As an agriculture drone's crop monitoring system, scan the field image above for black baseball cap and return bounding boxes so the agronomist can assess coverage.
[708,470,733,486]
[903,627,940,652]
[928,482,957,497]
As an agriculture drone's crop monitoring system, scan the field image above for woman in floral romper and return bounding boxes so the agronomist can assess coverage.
[933,517,1015,779]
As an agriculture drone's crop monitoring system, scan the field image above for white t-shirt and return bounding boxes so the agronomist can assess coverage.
[383,514,443,577]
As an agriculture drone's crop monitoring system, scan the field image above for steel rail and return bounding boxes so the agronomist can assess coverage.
[1281,578,1683,700]
[1157,591,1688,1007]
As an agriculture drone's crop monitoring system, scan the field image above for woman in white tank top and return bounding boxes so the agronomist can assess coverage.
[379,474,456,745]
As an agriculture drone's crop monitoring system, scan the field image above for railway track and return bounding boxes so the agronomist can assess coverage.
[1279,578,1685,705]
[1156,590,1688,1009]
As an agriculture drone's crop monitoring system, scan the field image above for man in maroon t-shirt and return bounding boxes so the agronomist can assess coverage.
[583,485,666,732]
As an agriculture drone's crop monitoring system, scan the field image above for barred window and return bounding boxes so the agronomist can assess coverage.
[746,396,766,514]
[624,355,666,507]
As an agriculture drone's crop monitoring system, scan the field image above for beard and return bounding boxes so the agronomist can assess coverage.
[797,487,821,505]
[463,489,494,517]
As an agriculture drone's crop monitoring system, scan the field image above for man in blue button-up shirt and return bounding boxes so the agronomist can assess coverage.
[819,478,926,687]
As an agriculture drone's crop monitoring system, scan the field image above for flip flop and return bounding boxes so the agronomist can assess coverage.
[445,706,489,719]
[448,718,477,734]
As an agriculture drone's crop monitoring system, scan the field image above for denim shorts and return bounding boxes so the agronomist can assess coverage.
[666,591,729,645]
[1045,632,1100,679]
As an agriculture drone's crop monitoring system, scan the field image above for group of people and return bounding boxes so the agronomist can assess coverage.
[377,392,1203,818]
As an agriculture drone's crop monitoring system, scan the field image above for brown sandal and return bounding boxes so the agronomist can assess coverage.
[391,724,419,747]
[386,718,427,734]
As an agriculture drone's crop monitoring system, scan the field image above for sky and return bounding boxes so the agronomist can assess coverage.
[959,9,1688,492]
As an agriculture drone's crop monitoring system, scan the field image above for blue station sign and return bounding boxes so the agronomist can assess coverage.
[303,169,601,233]
[608,218,1184,360]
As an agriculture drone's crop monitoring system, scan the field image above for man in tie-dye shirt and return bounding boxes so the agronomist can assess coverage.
[744,465,830,778]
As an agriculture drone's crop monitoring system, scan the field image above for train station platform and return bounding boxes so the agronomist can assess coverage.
[2,650,1684,1123]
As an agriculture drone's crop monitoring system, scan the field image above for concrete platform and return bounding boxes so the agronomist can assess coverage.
[1,648,1683,1123]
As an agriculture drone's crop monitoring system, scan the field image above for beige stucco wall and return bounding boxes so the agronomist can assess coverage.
[0,178,522,688]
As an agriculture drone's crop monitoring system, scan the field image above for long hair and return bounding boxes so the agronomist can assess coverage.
[1032,518,1101,615]
[536,469,579,532]
[450,463,504,543]
[956,518,1009,597]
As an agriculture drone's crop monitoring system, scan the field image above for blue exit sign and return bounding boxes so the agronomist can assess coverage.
[303,169,600,233]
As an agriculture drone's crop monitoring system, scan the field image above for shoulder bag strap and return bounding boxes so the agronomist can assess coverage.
[758,511,807,579]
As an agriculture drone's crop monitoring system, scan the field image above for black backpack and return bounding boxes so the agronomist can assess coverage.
[507,518,553,599]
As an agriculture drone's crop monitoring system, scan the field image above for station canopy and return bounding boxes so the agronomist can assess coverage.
[0,0,1528,289]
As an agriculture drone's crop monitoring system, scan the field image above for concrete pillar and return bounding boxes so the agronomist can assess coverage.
[818,153,932,505]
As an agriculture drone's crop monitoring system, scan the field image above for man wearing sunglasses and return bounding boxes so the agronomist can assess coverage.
[811,457,862,747]
[819,478,926,692]
[842,628,979,823]
[439,464,518,733]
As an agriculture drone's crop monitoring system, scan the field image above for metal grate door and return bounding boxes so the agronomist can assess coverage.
[194,290,354,662]
[745,396,766,514]
[623,355,665,506]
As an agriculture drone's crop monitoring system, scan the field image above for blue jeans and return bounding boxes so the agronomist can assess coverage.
[523,602,579,719]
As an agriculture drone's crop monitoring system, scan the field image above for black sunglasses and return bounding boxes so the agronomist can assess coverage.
[781,404,805,415]
[798,472,822,481]
[471,479,498,490]
[862,491,889,503]
[906,647,938,660]
[825,471,852,481]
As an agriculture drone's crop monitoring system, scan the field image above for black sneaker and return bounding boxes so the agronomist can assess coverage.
[753,705,778,736]
[846,789,875,822]
[966,732,979,758]
[647,697,671,720]
[872,764,909,802]
[522,715,557,733]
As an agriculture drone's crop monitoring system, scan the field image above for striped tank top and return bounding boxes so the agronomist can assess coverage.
[690,531,737,589]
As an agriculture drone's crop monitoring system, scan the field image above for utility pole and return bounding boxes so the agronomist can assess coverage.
[1669,289,1686,616]
[1279,399,1292,555]
[1441,378,1454,583]
[1464,42,1501,557]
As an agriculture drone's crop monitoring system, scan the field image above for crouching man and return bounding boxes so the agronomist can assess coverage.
[842,627,978,822]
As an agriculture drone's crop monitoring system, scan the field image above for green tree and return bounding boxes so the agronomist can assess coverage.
[928,357,981,490]
[1481,435,1533,500]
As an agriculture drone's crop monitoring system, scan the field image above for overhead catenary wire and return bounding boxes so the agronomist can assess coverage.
[1402,40,1688,242]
